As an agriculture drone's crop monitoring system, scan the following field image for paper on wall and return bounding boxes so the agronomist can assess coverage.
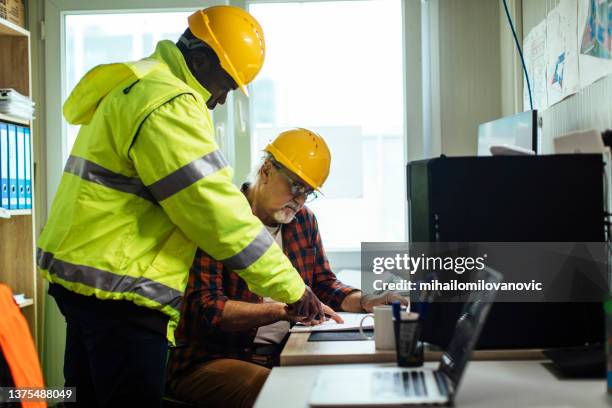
[546,0,580,106]
[578,0,612,88]
[524,19,548,111]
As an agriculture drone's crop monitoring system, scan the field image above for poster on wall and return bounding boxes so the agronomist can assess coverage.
[523,19,548,111]
[524,0,580,111]
[522,0,612,110]
[578,0,612,88]
[546,0,580,106]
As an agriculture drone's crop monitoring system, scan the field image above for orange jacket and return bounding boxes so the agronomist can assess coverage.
[0,284,46,408]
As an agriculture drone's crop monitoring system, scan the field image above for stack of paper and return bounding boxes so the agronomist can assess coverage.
[0,88,35,120]
[290,312,373,333]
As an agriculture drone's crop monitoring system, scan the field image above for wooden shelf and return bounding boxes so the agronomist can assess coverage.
[0,17,28,37]
[0,208,32,218]
[0,112,30,126]
[0,4,37,348]
[17,298,34,308]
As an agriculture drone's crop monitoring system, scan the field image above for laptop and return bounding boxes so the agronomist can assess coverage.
[308,266,503,407]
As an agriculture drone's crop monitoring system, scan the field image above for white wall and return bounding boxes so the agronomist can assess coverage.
[423,0,503,157]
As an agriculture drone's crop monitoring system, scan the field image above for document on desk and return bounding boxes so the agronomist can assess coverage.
[290,312,373,333]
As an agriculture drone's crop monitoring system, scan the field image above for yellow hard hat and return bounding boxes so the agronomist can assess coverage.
[188,6,265,97]
[264,128,331,191]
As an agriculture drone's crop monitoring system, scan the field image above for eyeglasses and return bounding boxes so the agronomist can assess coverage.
[270,160,319,202]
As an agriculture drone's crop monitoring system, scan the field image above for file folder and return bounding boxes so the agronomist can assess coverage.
[0,122,7,209]
[7,123,17,209]
[24,127,31,209]
[16,126,25,209]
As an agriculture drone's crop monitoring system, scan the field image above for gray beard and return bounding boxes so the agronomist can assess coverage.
[272,208,296,224]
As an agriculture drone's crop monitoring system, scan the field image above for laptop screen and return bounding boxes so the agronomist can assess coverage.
[438,267,503,395]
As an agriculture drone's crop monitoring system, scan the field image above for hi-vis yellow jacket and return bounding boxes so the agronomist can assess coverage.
[37,41,305,342]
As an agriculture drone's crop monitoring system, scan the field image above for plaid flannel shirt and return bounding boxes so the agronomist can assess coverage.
[167,204,358,379]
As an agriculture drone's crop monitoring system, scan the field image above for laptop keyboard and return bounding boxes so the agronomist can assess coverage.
[372,370,429,397]
[433,371,449,397]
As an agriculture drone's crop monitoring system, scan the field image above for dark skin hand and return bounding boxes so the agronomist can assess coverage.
[219,298,343,332]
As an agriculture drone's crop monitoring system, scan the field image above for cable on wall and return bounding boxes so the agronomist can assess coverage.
[502,0,533,111]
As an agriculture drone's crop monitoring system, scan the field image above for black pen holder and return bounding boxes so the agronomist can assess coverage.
[393,313,424,367]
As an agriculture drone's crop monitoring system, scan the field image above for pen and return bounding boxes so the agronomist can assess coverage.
[392,300,401,321]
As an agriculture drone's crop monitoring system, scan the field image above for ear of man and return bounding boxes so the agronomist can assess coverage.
[188,51,211,76]
[260,160,272,184]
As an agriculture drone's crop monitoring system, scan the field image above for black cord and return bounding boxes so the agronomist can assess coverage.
[502,0,533,111]
[603,166,611,241]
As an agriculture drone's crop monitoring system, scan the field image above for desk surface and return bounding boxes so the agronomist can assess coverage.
[255,361,610,408]
[280,332,395,366]
[280,332,545,366]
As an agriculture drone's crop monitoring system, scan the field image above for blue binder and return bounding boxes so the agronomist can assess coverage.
[16,126,26,209]
[0,122,8,209]
[7,124,17,209]
[24,127,31,209]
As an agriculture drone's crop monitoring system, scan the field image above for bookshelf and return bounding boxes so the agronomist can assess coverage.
[0,208,32,217]
[0,16,38,345]
[0,112,29,126]
[17,297,34,308]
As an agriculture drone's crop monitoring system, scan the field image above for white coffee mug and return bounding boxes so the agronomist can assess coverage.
[359,305,395,350]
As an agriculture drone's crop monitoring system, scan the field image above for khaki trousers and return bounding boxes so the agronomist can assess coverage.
[169,359,270,408]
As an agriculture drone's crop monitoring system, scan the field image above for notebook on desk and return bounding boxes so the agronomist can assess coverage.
[290,312,372,333]
[309,266,502,407]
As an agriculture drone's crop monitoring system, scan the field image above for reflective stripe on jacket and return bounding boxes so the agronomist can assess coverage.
[37,40,305,342]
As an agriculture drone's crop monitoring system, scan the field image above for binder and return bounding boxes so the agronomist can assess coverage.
[24,127,31,209]
[0,122,7,209]
[16,126,25,209]
[7,123,17,209]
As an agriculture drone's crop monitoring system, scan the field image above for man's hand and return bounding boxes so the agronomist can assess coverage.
[282,302,344,325]
[359,291,409,313]
[285,286,324,322]
[304,304,344,325]
[284,287,345,325]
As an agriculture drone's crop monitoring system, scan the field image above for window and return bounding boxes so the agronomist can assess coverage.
[248,0,406,250]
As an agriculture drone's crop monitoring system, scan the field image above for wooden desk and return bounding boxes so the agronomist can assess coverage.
[255,361,610,408]
[280,332,396,366]
[280,332,545,366]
